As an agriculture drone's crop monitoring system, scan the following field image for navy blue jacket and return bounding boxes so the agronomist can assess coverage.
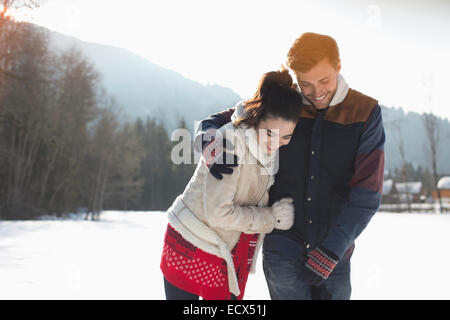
[196,88,385,259]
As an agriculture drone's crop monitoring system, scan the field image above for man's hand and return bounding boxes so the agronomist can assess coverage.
[198,129,239,180]
[300,246,340,286]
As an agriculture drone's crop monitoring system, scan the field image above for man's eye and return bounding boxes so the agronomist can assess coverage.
[301,82,310,87]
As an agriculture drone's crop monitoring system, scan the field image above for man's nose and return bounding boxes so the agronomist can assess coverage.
[308,85,318,96]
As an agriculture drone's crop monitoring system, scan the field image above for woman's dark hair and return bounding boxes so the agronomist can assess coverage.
[234,67,302,128]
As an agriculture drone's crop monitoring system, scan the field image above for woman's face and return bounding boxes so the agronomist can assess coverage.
[256,117,297,155]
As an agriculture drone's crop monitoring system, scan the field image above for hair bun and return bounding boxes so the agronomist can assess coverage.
[236,68,302,128]
[260,67,293,94]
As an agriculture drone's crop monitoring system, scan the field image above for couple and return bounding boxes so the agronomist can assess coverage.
[160,32,385,300]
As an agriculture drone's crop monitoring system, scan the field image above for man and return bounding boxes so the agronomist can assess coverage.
[194,32,385,300]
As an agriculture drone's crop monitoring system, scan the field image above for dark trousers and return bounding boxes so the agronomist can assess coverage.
[164,277,238,300]
[262,234,352,300]
[164,277,199,300]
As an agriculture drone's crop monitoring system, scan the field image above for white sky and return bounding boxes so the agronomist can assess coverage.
[12,0,450,120]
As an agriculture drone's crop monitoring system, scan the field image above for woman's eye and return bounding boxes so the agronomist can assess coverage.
[267,131,273,137]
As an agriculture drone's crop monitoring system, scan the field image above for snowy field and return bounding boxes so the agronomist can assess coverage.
[1,210,450,300]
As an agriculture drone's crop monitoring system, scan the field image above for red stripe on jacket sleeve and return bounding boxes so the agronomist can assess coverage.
[350,148,385,194]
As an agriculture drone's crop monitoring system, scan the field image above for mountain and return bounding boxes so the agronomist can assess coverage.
[381,105,450,174]
[45,27,241,132]
[42,26,450,174]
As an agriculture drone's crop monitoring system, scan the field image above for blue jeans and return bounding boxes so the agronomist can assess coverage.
[262,234,352,300]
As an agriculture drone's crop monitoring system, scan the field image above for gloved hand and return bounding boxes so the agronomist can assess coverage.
[300,246,340,286]
[271,198,295,230]
[200,130,239,180]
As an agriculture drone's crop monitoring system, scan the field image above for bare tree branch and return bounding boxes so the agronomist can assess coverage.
[423,112,444,213]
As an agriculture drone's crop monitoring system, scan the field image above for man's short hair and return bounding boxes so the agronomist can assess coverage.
[287,32,340,73]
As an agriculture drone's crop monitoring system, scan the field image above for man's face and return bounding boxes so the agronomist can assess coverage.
[294,58,341,110]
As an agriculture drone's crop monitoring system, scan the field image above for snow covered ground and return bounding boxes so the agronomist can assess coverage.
[1,210,450,300]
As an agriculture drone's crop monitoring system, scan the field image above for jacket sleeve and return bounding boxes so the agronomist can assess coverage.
[198,107,235,133]
[194,108,235,151]
[199,129,275,234]
[320,104,385,258]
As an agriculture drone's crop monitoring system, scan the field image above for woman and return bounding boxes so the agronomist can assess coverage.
[160,68,303,300]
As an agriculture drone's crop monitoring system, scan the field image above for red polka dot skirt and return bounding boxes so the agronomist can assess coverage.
[160,223,259,300]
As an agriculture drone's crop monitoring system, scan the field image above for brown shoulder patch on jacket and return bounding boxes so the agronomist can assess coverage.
[300,105,318,119]
[324,89,378,126]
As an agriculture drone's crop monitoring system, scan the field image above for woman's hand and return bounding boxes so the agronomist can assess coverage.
[271,198,295,230]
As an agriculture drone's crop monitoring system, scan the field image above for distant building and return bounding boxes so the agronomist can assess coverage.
[432,176,450,203]
[382,179,396,203]
[395,181,425,203]
[382,180,426,203]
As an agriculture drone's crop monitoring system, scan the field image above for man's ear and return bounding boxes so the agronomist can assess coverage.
[336,60,342,74]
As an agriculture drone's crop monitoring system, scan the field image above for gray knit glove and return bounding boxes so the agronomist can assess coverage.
[271,198,295,230]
